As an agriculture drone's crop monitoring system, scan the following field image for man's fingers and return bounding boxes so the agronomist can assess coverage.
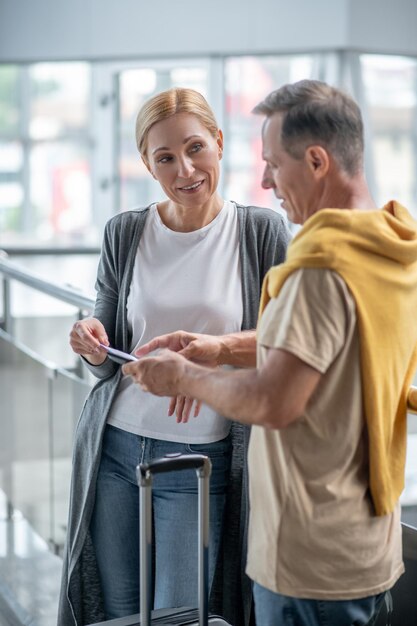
[168,395,196,422]
[123,352,185,400]
[122,361,139,377]
[135,332,197,358]
[176,396,186,423]
[181,398,194,423]
[135,337,162,357]
[168,397,176,416]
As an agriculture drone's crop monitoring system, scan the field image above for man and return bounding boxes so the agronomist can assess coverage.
[123,80,417,626]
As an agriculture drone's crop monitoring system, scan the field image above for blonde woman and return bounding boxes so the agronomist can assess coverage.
[58,87,291,626]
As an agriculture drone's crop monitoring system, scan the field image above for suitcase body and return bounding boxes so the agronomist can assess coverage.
[93,453,231,626]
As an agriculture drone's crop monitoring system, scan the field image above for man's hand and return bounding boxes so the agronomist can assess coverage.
[168,396,202,423]
[134,330,222,367]
[124,346,322,430]
[133,332,217,421]
[123,349,188,398]
[128,329,258,424]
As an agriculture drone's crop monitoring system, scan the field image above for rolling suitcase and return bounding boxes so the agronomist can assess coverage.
[93,452,231,626]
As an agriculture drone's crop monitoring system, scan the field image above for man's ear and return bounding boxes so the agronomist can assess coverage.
[305,145,330,179]
[142,155,156,180]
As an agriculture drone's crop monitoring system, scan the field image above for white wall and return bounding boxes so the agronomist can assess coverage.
[349,0,417,56]
[0,0,416,63]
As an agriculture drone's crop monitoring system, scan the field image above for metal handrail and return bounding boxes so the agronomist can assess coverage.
[0,246,100,256]
[0,253,95,312]
[0,328,92,386]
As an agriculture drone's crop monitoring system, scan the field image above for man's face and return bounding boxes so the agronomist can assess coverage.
[261,113,318,225]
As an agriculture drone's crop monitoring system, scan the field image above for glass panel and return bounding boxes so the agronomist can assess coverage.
[51,370,91,552]
[118,65,209,211]
[361,55,417,217]
[224,55,315,209]
[0,334,92,553]
[0,65,20,137]
[7,281,86,369]
[29,141,92,244]
[0,141,24,244]
[11,253,99,295]
[0,336,51,542]
[29,63,90,140]
[4,254,97,367]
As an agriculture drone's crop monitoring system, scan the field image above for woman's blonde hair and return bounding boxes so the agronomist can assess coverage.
[135,87,219,160]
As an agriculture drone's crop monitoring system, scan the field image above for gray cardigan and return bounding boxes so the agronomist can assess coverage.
[58,203,291,626]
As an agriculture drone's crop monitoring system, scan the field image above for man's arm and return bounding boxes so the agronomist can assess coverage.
[135,329,257,368]
[123,345,321,429]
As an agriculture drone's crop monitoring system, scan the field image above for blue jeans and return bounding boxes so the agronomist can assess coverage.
[90,424,231,620]
[253,582,386,626]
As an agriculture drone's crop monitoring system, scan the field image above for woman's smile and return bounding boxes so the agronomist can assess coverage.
[178,179,205,193]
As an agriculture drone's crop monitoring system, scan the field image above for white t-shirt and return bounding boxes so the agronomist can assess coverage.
[107,200,243,442]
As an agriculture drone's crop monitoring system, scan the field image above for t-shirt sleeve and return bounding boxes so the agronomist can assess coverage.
[258,268,355,373]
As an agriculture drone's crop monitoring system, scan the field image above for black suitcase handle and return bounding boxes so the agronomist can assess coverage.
[138,452,211,483]
[136,453,212,626]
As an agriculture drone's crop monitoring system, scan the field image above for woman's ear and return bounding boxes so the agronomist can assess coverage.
[305,145,330,179]
[217,129,224,160]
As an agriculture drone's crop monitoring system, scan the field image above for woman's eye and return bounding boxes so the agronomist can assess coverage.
[158,155,172,164]
[190,143,203,153]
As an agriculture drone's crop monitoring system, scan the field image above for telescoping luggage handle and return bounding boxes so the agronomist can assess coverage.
[137,453,212,626]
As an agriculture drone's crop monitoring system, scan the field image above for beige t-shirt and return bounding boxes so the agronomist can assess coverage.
[246,268,404,599]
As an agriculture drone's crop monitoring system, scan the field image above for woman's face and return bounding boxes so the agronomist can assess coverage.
[144,112,223,208]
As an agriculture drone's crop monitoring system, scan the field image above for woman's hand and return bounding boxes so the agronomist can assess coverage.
[69,317,109,366]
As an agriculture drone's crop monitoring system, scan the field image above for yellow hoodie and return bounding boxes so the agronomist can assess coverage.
[259,201,417,516]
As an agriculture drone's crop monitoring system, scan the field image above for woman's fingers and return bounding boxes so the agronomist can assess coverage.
[69,318,109,365]
[70,318,108,354]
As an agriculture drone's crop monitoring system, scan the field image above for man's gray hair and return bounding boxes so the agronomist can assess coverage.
[253,80,364,176]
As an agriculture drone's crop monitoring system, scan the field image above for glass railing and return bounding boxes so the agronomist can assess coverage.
[0,252,95,554]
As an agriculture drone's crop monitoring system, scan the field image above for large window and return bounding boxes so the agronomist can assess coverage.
[1,53,417,243]
[0,63,92,247]
[0,67,23,239]
[223,55,318,210]
[361,55,417,216]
